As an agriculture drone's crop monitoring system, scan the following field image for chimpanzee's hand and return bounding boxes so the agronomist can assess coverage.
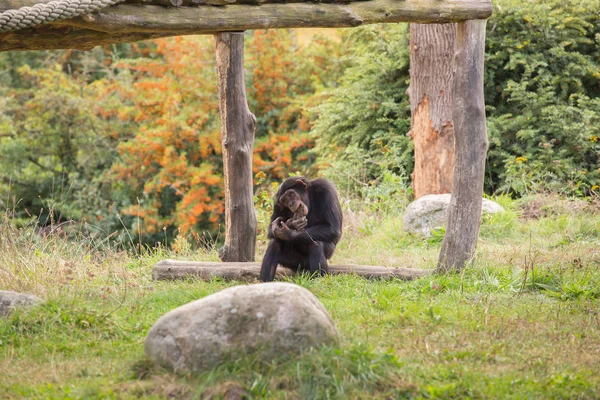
[286,217,307,231]
[270,217,285,234]
[273,220,297,241]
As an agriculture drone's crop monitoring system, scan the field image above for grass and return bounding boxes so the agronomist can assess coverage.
[1,195,599,399]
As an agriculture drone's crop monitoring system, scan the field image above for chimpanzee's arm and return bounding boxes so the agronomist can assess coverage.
[305,221,342,244]
[267,204,287,240]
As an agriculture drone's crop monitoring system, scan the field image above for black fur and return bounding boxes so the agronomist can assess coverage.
[259,176,342,282]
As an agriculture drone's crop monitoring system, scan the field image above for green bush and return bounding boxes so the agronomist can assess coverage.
[311,25,413,195]
[313,0,600,198]
[486,0,600,196]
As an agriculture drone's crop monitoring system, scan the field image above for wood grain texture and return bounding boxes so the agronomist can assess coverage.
[215,32,257,262]
[436,20,488,273]
[0,0,493,51]
[153,259,433,281]
[0,0,369,9]
[409,23,456,199]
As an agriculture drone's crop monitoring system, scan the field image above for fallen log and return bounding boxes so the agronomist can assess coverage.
[153,259,432,282]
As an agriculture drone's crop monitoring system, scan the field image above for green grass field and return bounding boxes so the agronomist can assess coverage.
[1,195,599,399]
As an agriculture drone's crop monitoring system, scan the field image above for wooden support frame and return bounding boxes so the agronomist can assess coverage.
[0,0,493,276]
[215,32,257,262]
[0,0,493,51]
[153,259,432,281]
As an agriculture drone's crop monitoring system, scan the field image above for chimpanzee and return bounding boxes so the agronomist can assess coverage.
[259,176,342,282]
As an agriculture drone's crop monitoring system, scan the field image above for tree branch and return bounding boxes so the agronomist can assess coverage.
[27,157,64,176]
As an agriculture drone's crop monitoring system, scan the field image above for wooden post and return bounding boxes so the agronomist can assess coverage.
[436,20,488,273]
[215,32,257,262]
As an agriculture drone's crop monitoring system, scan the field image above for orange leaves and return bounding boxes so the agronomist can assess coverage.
[92,31,341,243]
[175,167,224,234]
[248,30,295,117]
[99,36,223,238]
[245,29,344,181]
[253,132,314,179]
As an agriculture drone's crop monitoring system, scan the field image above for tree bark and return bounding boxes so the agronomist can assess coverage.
[0,0,493,52]
[215,32,257,262]
[153,259,432,281]
[0,0,369,9]
[436,20,488,273]
[409,23,456,199]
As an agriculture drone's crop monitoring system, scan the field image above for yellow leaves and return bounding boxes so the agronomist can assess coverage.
[590,136,598,143]
[515,156,528,164]
[255,171,266,180]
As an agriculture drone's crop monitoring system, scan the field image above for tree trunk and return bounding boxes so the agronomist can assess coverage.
[152,259,432,282]
[436,20,488,273]
[215,32,258,262]
[408,23,456,199]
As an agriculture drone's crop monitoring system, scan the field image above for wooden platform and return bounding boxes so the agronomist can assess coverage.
[153,259,432,282]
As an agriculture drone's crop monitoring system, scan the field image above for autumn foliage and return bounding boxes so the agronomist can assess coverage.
[247,30,343,179]
[92,31,342,244]
[0,30,343,245]
[97,38,223,239]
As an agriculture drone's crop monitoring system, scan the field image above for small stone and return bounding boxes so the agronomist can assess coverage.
[145,282,338,373]
[403,193,504,237]
[0,290,42,317]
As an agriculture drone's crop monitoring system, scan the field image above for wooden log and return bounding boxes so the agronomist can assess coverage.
[153,259,433,281]
[0,27,177,51]
[215,32,257,262]
[66,0,494,32]
[436,19,488,273]
[0,0,368,10]
[0,0,493,51]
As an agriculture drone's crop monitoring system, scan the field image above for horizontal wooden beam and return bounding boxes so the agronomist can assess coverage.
[153,259,432,281]
[0,0,492,51]
[0,0,370,10]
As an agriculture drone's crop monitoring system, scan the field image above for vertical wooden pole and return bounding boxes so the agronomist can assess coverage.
[215,32,257,262]
[436,20,488,273]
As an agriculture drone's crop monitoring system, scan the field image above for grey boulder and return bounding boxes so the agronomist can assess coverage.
[145,282,338,373]
[403,193,504,237]
[0,290,42,317]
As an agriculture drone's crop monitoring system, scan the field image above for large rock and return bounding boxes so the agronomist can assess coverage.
[403,193,504,237]
[0,290,42,317]
[145,282,338,373]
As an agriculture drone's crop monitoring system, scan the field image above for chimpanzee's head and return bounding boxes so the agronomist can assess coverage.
[277,177,310,217]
